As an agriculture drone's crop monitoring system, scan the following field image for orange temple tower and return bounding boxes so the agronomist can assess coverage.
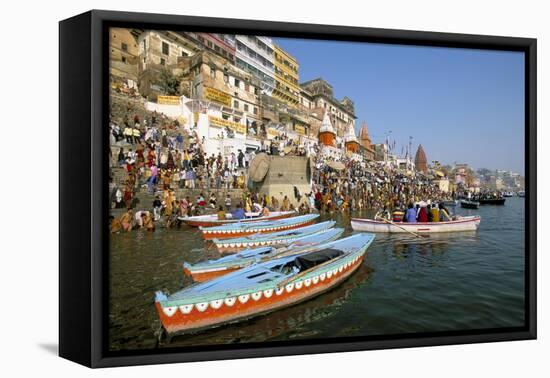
[415,144,428,173]
[319,111,336,147]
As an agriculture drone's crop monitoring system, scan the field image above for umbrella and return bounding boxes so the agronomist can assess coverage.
[327,161,345,171]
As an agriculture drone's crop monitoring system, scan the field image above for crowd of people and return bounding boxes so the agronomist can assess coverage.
[109,95,459,233]
[308,151,454,215]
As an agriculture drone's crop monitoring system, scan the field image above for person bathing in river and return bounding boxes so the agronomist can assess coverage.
[119,208,133,232]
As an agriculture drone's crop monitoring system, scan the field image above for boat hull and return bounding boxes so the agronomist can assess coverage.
[460,200,480,209]
[478,198,505,205]
[200,216,318,240]
[180,211,294,227]
[157,252,366,335]
[351,216,481,233]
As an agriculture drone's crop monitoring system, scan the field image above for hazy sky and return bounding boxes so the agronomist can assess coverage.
[273,37,525,174]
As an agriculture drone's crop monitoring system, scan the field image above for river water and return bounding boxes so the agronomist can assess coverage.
[109,198,525,351]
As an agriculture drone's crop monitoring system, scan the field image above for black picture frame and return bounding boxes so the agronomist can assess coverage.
[59,9,537,368]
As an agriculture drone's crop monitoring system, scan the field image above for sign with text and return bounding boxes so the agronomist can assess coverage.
[209,115,246,134]
[204,87,231,107]
[157,95,180,105]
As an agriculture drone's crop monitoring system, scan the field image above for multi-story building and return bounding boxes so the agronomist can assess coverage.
[109,28,139,85]
[299,78,356,141]
[136,30,201,98]
[234,35,276,95]
[182,32,236,63]
[171,50,263,155]
[272,44,300,108]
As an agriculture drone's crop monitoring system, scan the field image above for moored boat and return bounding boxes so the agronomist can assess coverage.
[211,220,336,253]
[351,215,481,233]
[183,227,345,282]
[441,200,458,207]
[178,211,295,227]
[199,214,319,240]
[478,198,506,205]
[460,200,480,209]
[155,233,375,335]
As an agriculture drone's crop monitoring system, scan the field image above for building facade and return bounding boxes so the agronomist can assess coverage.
[299,78,356,142]
[272,44,300,108]
[109,28,139,85]
[234,35,276,95]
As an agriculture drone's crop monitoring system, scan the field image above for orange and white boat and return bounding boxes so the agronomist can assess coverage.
[199,214,319,240]
[178,211,295,227]
[155,233,375,335]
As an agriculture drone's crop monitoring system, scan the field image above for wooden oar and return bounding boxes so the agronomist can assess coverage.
[378,217,429,238]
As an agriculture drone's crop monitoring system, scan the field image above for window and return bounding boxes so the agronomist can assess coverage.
[223,74,229,83]
[233,100,239,108]
[160,58,166,66]
[253,107,258,115]
[207,41,213,48]
[222,113,230,120]
[234,79,240,88]
[244,104,249,112]
[162,42,169,55]
[121,42,128,51]
[121,56,127,64]
[181,51,188,57]
[210,67,216,78]
[245,83,250,92]
[234,117,241,124]
[254,87,259,96]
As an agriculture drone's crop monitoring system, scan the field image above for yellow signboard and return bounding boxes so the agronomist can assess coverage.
[204,87,231,107]
[157,95,180,105]
[208,116,246,134]
[294,125,306,135]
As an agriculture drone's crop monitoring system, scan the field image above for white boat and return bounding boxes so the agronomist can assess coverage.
[178,211,295,227]
[351,216,481,234]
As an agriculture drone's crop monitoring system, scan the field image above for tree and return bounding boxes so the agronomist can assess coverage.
[158,68,180,96]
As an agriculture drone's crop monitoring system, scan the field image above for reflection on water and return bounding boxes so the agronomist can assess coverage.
[109,198,525,351]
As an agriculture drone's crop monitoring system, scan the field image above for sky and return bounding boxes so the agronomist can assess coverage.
[273,37,525,174]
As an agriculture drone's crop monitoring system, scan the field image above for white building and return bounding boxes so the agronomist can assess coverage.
[234,35,276,95]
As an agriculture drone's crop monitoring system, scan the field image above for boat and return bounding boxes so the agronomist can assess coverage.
[351,215,481,233]
[441,200,458,207]
[211,220,336,253]
[183,227,345,282]
[178,211,295,227]
[155,233,375,335]
[199,214,319,240]
[460,200,480,209]
[478,198,506,205]
[503,192,514,198]
[517,191,525,197]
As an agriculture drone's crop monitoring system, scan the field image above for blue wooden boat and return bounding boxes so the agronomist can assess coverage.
[199,214,319,240]
[155,233,375,335]
[184,226,345,282]
[211,220,336,252]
